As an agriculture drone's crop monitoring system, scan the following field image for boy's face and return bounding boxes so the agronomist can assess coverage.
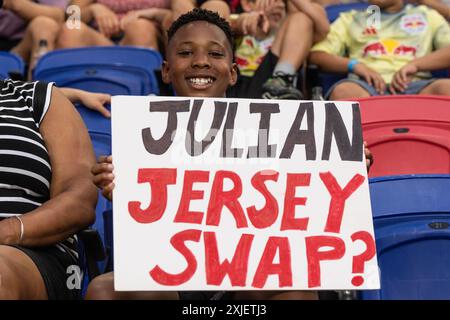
[162,21,238,98]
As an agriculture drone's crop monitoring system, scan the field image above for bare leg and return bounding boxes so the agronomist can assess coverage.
[0,245,48,300]
[85,272,180,300]
[171,0,196,21]
[12,16,62,79]
[120,18,160,49]
[271,11,313,70]
[57,22,114,49]
[418,79,450,96]
[329,82,371,100]
[201,0,231,20]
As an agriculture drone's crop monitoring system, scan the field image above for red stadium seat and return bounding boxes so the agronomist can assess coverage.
[355,95,450,178]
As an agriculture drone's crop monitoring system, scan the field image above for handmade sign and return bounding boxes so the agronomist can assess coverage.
[112,96,380,291]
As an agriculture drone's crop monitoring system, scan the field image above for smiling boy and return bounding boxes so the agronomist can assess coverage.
[87,8,370,300]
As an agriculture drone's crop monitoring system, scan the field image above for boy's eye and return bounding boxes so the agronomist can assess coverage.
[209,51,225,57]
[178,50,192,56]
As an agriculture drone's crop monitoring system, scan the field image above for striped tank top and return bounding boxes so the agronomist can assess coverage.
[0,80,78,260]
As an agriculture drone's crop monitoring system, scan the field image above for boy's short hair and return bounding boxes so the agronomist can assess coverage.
[167,8,234,51]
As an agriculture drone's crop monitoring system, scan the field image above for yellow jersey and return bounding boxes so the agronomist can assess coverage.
[311,4,450,83]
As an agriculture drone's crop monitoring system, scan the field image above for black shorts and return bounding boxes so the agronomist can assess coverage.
[227,50,279,99]
[11,244,82,300]
[0,38,20,52]
[227,50,304,99]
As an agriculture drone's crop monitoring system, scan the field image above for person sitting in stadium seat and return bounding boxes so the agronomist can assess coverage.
[227,0,329,99]
[0,0,69,78]
[0,79,98,299]
[57,0,170,52]
[309,0,450,99]
[390,45,450,92]
[86,8,374,301]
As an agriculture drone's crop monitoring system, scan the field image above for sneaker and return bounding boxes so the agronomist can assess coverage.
[262,72,304,100]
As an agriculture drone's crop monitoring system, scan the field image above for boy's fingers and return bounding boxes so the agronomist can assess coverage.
[91,162,114,175]
[91,102,111,118]
[399,69,408,84]
[100,106,111,118]
[96,104,111,118]
[97,155,112,163]
[93,172,115,188]
[101,94,112,104]
[364,73,373,87]
[102,182,115,201]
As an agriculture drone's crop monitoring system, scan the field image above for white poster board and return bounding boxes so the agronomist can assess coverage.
[112,96,380,291]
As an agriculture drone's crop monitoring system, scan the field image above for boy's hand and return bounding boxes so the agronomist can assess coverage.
[265,0,286,28]
[255,0,276,12]
[120,10,141,30]
[353,63,386,95]
[78,91,111,118]
[389,63,417,94]
[241,11,270,36]
[91,3,120,38]
[364,141,373,172]
[92,155,114,201]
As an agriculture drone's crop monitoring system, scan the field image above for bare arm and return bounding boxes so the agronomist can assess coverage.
[134,8,173,25]
[287,0,330,42]
[60,87,111,118]
[309,50,350,73]
[120,8,173,31]
[309,51,387,94]
[3,0,65,23]
[390,45,450,93]
[407,45,450,71]
[0,87,97,247]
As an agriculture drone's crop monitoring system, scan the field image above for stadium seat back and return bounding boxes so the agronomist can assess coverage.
[35,64,149,95]
[75,104,111,135]
[0,52,25,80]
[361,175,450,299]
[88,131,112,264]
[33,46,163,95]
[358,95,450,177]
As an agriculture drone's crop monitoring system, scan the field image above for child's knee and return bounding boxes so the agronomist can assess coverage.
[29,16,61,37]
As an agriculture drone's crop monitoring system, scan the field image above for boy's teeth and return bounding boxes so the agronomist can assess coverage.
[190,78,213,85]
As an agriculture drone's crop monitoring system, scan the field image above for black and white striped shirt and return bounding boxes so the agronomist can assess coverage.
[0,79,52,215]
[0,79,78,260]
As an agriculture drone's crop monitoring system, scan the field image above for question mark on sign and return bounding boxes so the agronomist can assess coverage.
[351,231,376,287]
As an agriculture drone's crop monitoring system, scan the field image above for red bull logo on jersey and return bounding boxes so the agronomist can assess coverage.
[362,39,417,57]
[400,14,427,35]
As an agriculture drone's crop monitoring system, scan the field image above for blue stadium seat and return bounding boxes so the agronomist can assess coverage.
[77,105,112,138]
[0,52,25,80]
[361,174,450,299]
[87,131,112,272]
[33,46,163,95]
